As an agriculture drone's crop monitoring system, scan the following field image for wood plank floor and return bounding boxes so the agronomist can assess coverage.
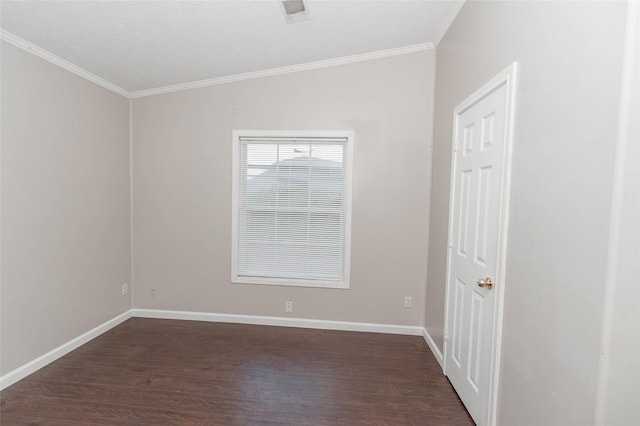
[1,318,473,425]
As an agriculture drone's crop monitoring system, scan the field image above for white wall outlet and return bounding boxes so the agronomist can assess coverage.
[285,301,293,313]
[121,283,129,296]
[404,296,412,308]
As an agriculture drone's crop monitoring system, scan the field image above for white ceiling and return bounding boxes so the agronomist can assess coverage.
[0,1,463,95]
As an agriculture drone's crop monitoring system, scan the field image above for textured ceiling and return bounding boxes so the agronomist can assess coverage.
[1,1,463,93]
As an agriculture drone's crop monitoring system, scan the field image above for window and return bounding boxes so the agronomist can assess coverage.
[232,130,353,289]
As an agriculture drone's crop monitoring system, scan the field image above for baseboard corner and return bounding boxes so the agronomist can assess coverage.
[422,327,444,370]
[0,309,133,390]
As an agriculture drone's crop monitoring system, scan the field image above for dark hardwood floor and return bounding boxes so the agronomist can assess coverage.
[1,318,473,425]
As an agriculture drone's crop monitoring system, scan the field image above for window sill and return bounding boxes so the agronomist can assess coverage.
[232,276,349,289]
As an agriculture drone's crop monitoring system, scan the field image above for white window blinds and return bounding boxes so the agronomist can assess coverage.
[232,131,353,288]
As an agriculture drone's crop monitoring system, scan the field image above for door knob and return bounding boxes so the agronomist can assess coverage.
[477,277,493,289]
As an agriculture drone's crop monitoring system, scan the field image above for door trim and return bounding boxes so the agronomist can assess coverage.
[443,62,518,426]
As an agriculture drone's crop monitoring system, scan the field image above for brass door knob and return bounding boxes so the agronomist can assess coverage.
[477,277,493,289]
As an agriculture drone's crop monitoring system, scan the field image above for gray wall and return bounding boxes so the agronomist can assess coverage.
[596,3,640,423]
[4,4,635,422]
[1,42,131,374]
[425,1,627,424]
[132,51,435,326]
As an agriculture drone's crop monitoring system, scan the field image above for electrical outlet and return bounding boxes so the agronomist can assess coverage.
[151,288,156,298]
[121,283,128,296]
[404,296,412,308]
[285,301,293,313]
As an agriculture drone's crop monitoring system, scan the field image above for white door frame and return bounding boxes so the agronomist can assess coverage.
[443,62,518,426]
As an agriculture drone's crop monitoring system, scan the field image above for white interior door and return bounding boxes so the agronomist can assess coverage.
[444,65,517,426]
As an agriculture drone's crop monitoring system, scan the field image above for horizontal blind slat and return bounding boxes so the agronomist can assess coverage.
[237,137,347,282]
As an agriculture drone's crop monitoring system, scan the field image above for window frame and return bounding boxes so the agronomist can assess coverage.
[231,130,354,289]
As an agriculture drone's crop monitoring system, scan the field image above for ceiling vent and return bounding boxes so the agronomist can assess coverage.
[280,0,310,24]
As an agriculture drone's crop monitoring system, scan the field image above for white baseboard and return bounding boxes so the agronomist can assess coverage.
[423,328,444,370]
[1,308,428,390]
[0,310,132,390]
[131,308,424,336]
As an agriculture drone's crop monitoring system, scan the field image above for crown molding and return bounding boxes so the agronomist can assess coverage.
[130,42,435,98]
[1,29,130,98]
[1,30,434,100]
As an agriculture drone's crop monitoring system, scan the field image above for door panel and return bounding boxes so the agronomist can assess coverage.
[445,82,509,426]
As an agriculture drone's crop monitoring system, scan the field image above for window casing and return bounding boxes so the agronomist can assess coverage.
[232,130,353,289]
